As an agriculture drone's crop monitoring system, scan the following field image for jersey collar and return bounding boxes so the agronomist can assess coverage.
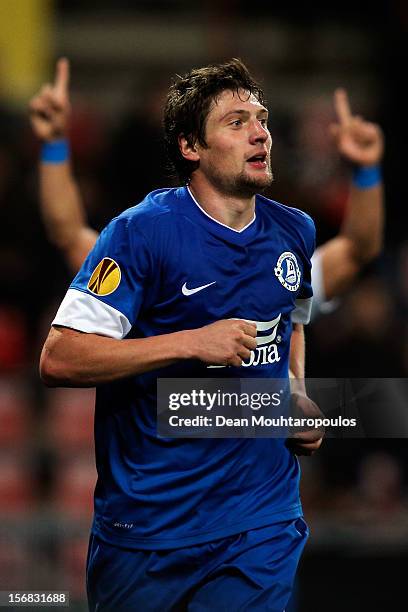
[176,186,259,246]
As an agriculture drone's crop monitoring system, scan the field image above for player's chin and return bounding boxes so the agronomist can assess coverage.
[242,170,273,191]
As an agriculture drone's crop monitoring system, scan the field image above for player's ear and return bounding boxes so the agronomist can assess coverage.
[178,134,200,162]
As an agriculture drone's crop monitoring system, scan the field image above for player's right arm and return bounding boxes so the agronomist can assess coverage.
[29,58,98,273]
[37,178,258,387]
[40,320,257,387]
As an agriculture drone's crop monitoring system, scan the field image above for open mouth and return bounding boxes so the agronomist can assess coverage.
[246,153,267,169]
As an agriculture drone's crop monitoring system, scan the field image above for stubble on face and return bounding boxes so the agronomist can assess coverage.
[198,90,274,198]
[204,157,274,198]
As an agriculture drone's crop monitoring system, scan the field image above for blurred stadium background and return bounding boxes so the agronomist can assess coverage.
[0,1,407,610]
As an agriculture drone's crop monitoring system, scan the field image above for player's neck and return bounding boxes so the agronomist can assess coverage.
[187,179,255,231]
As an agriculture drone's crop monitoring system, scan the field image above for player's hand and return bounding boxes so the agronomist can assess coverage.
[189,319,257,367]
[29,57,71,142]
[329,88,384,167]
[285,392,325,456]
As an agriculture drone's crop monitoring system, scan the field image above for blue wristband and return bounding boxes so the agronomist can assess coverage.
[41,139,69,163]
[352,165,381,189]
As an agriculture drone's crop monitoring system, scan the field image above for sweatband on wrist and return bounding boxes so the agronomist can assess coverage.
[41,139,69,163]
[352,164,381,189]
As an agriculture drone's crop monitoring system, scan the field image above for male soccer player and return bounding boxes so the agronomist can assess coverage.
[38,58,322,611]
[30,59,384,312]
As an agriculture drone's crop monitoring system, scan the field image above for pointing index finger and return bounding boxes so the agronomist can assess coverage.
[334,88,352,125]
[54,57,70,98]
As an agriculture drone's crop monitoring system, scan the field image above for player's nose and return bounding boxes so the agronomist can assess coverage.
[249,120,270,145]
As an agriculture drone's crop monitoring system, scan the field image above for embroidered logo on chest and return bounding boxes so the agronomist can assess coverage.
[274,251,301,292]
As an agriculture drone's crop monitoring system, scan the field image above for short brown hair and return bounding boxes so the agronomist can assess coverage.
[163,58,265,183]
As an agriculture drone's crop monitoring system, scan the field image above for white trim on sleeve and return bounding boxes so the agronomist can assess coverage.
[52,288,131,339]
[291,297,313,324]
[310,251,339,322]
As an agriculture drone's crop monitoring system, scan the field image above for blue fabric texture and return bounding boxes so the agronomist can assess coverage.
[352,164,381,189]
[41,139,69,163]
[59,186,316,550]
[87,518,309,611]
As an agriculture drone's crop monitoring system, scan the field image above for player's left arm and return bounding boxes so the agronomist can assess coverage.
[287,323,324,456]
[317,88,384,301]
[289,322,306,388]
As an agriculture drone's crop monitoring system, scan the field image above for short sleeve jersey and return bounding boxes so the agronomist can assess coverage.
[53,186,315,550]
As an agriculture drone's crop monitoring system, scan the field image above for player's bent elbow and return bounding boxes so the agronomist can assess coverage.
[40,348,98,388]
[40,351,65,387]
[39,348,80,387]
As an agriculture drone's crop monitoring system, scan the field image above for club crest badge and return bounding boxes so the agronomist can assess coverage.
[274,252,301,292]
[87,257,121,296]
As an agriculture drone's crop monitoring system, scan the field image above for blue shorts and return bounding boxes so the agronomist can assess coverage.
[86,518,308,612]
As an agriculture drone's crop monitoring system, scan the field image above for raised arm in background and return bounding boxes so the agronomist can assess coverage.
[30,67,384,304]
[315,88,384,303]
[29,58,98,273]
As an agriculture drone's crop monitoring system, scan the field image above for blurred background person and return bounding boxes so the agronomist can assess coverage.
[29,60,385,306]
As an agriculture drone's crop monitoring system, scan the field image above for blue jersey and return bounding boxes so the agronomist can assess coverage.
[53,186,315,550]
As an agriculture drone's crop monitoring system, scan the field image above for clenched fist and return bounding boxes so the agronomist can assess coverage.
[188,319,257,367]
[285,392,325,456]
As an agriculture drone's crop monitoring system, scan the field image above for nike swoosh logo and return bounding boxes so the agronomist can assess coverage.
[182,281,216,296]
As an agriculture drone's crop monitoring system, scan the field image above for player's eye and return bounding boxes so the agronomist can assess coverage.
[230,119,243,127]
[259,118,268,127]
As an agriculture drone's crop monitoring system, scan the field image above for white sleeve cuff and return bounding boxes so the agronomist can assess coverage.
[310,251,339,322]
[52,288,131,339]
[291,297,313,324]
